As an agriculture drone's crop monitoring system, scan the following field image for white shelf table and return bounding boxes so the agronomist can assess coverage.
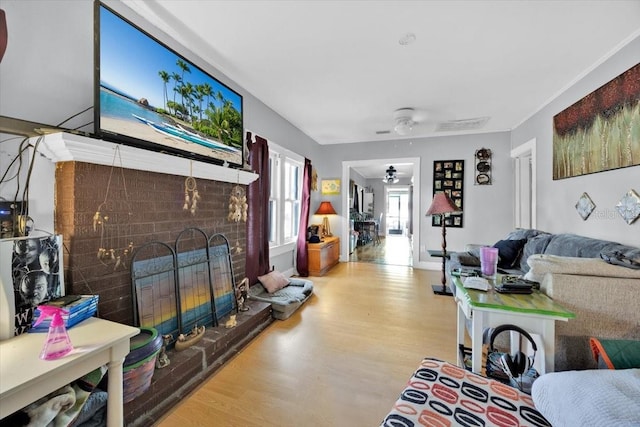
[0,317,139,426]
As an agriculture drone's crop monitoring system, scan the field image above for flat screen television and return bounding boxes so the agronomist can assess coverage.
[94,2,244,168]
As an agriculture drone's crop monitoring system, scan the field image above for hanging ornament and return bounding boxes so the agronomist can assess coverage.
[228,173,248,254]
[227,185,248,223]
[183,161,201,215]
[311,167,318,191]
[94,146,134,272]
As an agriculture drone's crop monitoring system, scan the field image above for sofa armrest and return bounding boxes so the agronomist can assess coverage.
[541,273,640,371]
[525,254,640,283]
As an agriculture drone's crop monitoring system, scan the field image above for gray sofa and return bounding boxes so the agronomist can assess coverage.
[448,229,640,371]
[448,229,640,277]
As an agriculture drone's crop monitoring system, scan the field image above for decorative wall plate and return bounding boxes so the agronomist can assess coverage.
[575,192,595,220]
[615,189,640,225]
[476,173,491,185]
[476,148,491,160]
[474,148,492,185]
[476,161,491,172]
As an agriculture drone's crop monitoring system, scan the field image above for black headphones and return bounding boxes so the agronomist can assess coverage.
[488,324,537,378]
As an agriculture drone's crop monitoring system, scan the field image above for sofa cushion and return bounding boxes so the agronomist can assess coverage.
[504,228,547,241]
[493,238,527,268]
[543,233,638,259]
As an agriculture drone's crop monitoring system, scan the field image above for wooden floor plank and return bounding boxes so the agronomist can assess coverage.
[155,261,458,426]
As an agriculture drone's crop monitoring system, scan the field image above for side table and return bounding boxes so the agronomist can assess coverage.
[427,249,451,259]
[453,275,574,374]
[307,236,340,276]
[0,317,139,426]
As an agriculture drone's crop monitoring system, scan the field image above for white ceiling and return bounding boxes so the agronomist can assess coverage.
[122,1,640,178]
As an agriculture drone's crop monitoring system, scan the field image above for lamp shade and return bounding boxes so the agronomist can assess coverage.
[315,201,337,215]
[425,193,461,216]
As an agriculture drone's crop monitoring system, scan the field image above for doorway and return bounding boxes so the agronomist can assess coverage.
[386,186,410,235]
[341,158,421,267]
[511,138,537,228]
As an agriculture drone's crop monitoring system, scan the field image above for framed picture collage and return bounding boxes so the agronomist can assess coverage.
[432,160,464,228]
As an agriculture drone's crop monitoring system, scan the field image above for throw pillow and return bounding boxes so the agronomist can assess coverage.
[258,270,290,294]
[493,239,527,269]
[458,253,481,267]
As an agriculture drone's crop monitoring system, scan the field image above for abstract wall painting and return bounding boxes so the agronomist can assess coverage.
[553,63,640,180]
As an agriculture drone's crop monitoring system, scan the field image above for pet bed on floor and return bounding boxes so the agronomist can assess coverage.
[381,358,550,427]
[248,278,313,320]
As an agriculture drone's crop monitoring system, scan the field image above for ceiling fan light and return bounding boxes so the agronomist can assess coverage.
[394,118,413,135]
[382,166,399,183]
[383,176,399,184]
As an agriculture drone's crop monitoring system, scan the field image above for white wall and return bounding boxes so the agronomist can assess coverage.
[511,35,640,247]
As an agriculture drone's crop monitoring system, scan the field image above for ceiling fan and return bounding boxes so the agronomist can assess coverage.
[378,108,491,137]
[393,108,418,136]
[382,165,399,183]
[388,107,438,136]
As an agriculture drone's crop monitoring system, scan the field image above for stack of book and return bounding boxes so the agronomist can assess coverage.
[31,295,99,331]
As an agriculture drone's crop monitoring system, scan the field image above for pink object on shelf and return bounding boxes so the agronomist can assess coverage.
[480,246,499,279]
[33,305,73,360]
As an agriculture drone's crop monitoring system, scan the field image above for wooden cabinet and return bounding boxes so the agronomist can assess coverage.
[307,236,340,276]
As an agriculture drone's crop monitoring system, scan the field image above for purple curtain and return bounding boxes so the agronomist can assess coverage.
[296,158,312,276]
[245,132,270,285]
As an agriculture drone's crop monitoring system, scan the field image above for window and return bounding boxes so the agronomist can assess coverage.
[268,142,303,249]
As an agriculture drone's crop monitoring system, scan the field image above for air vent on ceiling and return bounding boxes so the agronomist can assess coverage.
[435,117,490,132]
[376,130,392,135]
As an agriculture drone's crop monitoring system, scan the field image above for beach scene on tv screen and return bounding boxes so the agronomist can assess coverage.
[99,6,243,165]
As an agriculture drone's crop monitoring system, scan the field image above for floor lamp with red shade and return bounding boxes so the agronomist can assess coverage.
[425,193,462,296]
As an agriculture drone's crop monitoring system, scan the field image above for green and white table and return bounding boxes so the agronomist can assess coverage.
[453,275,575,374]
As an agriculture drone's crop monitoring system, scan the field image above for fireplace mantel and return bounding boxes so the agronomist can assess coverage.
[34,132,258,185]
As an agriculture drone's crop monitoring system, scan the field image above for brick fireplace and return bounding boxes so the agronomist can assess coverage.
[36,133,273,425]
[55,160,246,325]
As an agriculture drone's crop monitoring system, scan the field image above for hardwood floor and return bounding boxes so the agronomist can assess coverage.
[155,263,458,427]
[348,235,413,266]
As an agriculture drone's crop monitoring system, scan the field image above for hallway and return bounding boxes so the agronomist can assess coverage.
[348,235,413,267]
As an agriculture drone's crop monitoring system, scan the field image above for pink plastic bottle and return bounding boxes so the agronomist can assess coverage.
[33,305,74,360]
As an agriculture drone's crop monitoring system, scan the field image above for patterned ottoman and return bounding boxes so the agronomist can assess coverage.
[381,358,550,427]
